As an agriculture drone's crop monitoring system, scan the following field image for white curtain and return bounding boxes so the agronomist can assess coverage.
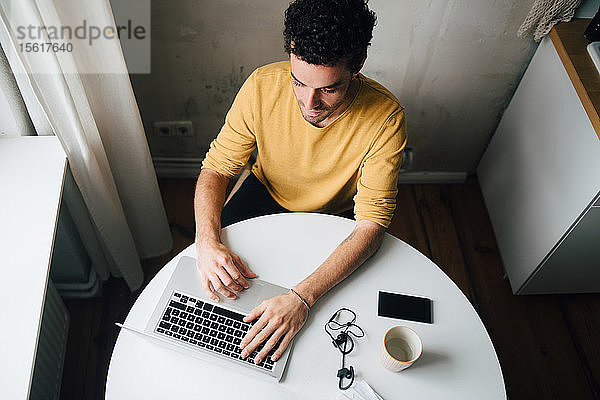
[0,0,172,290]
[0,44,35,136]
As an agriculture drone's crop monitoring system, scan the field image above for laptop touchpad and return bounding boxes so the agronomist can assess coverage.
[220,279,269,311]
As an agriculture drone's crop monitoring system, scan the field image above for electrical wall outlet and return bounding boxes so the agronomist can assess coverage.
[400,147,414,172]
[152,121,194,137]
[152,121,174,137]
[175,121,193,137]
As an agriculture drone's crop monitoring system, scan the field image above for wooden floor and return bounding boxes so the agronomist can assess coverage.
[60,179,600,400]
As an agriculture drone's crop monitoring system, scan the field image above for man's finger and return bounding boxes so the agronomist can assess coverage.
[209,274,236,300]
[242,321,276,359]
[199,272,219,302]
[255,328,285,364]
[215,266,243,293]
[240,314,268,350]
[222,262,249,289]
[234,255,257,278]
[244,302,266,323]
[271,331,294,361]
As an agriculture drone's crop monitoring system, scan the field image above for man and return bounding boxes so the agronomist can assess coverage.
[194,0,406,366]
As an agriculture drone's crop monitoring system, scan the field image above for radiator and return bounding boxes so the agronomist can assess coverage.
[29,280,70,400]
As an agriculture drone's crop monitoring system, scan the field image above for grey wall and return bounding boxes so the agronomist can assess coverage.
[131,0,287,160]
[576,0,599,18]
[131,0,553,173]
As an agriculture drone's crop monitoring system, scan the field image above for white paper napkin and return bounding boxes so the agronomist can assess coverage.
[336,380,384,400]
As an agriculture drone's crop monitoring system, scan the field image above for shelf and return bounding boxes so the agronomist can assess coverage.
[550,18,600,142]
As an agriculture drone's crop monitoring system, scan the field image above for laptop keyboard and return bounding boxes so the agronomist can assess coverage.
[154,291,276,372]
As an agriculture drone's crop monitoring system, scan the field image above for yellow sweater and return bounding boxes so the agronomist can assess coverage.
[202,61,407,228]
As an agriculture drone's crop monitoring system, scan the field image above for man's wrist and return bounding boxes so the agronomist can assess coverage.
[195,227,220,245]
[292,285,316,308]
[289,288,310,311]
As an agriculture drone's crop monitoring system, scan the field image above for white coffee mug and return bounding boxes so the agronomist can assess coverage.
[380,326,423,372]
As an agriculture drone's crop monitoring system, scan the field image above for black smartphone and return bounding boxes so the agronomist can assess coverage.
[378,291,432,324]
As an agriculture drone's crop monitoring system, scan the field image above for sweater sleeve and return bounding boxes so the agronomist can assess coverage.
[201,70,257,178]
[354,108,407,228]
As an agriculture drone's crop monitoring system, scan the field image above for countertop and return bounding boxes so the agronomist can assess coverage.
[550,18,600,141]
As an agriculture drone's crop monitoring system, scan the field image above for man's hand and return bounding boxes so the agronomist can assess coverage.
[195,238,257,301]
[239,291,309,364]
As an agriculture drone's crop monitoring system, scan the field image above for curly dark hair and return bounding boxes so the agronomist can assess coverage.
[283,0,377,73]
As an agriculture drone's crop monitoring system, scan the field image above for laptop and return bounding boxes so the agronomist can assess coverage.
[118,256,293,381]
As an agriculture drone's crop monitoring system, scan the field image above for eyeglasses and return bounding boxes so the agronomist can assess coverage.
[324,308,364,390]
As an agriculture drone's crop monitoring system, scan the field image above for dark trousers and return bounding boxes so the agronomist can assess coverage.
[221,172,354,227]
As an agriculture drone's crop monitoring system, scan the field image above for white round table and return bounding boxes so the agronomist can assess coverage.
[106,213,505,399]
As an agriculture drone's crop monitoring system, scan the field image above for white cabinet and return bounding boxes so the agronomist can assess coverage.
[0,137,69,398]
[477,36,600,294]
